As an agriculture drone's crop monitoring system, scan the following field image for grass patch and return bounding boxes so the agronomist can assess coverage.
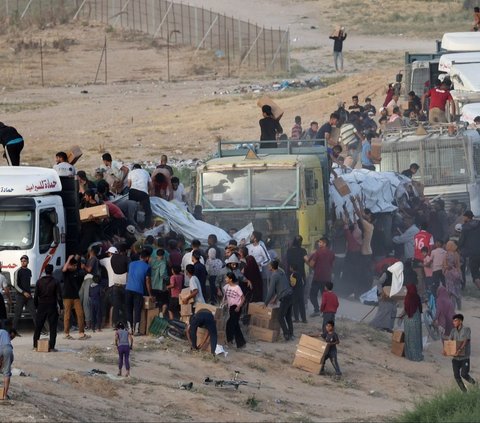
[394,388,480,423]
[248,361,267,373]
[0,100,58,113]
[246,394,260,410]
[298,375,317,386]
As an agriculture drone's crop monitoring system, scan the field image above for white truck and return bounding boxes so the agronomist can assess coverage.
[0,167,80,302]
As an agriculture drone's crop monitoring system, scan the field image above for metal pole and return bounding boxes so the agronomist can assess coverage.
[193,15,218,55]
[152,0,173,39]
[104,35,107,84]
[40,39,44,87]
[227,29,230,77]
[167,15,170,82]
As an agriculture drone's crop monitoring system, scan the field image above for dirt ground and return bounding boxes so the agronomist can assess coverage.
[0,0,478,421]
[3,296,480,422]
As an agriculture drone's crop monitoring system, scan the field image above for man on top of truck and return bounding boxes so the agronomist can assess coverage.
[0,122,24,166]
[421,79,455,124]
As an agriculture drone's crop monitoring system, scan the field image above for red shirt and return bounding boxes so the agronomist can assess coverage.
[414,230,434,261]
[321,290,339,313]
[310,247,335,282]
[426,88,453,111]
[105,201,125,219]
[169,274,183,297]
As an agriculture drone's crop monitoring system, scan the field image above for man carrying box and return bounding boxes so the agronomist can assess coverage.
[444,314,476,392]
[186,310,217,356]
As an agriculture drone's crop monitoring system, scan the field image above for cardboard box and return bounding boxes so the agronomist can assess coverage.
[295,345,326,364]
[256,96,284,120]
[195,303,224,320]
[79,204,109,222]
[139,308,159,335]
[251,315,280,330]
[392,330,405,343]
[144,296,156,310]
[196,327,227,350]
[332,176,351,197]
[37,338,50,352]
[391,340,405,357]
[298,334,328,351]
[444,340,464,357]
[292,355,322,374]
[67,145,82,165]
[179,288,194,304]
[248,325,279,343]
[180,303,193,317]
[248,302,279,320]
[383,286,407,300]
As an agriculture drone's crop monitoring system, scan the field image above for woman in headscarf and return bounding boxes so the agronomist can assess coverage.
[443,240,462,310]
[400,283,424,361]
[434,285,455,337]
[369,264,398,332]
[242,254,263,303]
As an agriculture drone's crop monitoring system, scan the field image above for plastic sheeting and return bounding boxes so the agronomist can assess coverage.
[330,170,412,219]
[150,197,253,247]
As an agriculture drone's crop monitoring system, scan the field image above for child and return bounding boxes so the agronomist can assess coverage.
[167,265,183,319]
[290,263,307,324]
[421,246,434,294]
[115,322,133,377]
[320,320,341,376]
[320,281,339,333]
[205,248,223,305]
[223,272,246,349]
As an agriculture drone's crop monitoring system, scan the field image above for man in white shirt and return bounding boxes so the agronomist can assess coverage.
[102,152,129,195]
[181,239,205,287]
[128,164,153,229]
[247,231,271,270]
[53,151,75,176]
[171,176,186,203]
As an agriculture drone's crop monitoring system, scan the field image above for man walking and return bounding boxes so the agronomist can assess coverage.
[13,255,36,333]
[445,314,476,392]
[329,27,347,72]
[33,265,63,352]
[264,260,294,341]
[0,122,24,166]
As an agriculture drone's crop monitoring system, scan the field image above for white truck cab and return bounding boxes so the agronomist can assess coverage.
[0,167,79,288]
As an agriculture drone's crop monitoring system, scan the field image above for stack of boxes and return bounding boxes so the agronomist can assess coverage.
[195,303,226,348]
[391,330,405,357]
[247,302,280,343]
[139,296,160,335]
[292,334,328,374]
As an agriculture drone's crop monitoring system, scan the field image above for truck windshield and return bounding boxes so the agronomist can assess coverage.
[0,211,34,250]
[202,168,297,209]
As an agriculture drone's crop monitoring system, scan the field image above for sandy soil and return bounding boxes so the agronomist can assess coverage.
[3,297,480,422]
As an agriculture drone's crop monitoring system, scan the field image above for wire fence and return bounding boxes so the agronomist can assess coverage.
[0,0,290,74]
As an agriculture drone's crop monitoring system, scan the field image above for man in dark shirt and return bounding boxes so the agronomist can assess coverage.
[192,250,208,303]
[0,122,24,166]
[62,255,88,339]
[329,28,347,72]
[316,113,339,146]
[187,310,217,355]
[348,95,364,118]
[401,163,419,179]
[13,255,36,332]
[259,105,283,148]
[156,154,174,176]
[33,265,63,351]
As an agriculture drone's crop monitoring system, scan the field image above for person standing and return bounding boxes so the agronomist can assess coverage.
[101,152,129,195]
[360,135,375,171]
[223,272,246,349]
[392,217,420,261]
[329,27,347,72]
[12,255,36,333]
[286,235,308,323]
[264,260,294,341]
[291,116,303,141]
[33,265,63,352]
[0,326,17,400]
[446,314,476,392]
[308,237,335,317]
[62,255,89,340]
[421,79,455,123]
[127,164,153,229]
[320,282,339,333]
[247,231,271,300]
[125,249,153,335]
[458,210,480,289]
[400,284,424,362]
[115,322,133,377]
[0,122,24,166]
[259,105,283,148]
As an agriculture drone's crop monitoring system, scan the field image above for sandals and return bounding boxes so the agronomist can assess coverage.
[78,334,91,340]
[64,335,73,340]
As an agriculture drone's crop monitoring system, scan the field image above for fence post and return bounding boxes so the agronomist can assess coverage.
[239,27,263,68]
[40,39,44,87]
[20,0,33,19]
[193,15,218,55]
[152,0,173,39]
[269,28,289,72]
[72,0,88,20]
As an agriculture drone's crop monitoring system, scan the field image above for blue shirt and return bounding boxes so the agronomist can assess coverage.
[0,329,12,347]
[126,260,151,295]
[361,141,373,166]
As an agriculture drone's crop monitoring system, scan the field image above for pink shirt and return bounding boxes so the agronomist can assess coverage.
[223,284,243,307]
[430,247,447,272]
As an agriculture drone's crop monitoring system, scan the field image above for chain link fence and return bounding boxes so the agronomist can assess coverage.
[0,0,290,73]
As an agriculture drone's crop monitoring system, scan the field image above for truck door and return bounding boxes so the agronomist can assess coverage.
[37,207,62,274]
